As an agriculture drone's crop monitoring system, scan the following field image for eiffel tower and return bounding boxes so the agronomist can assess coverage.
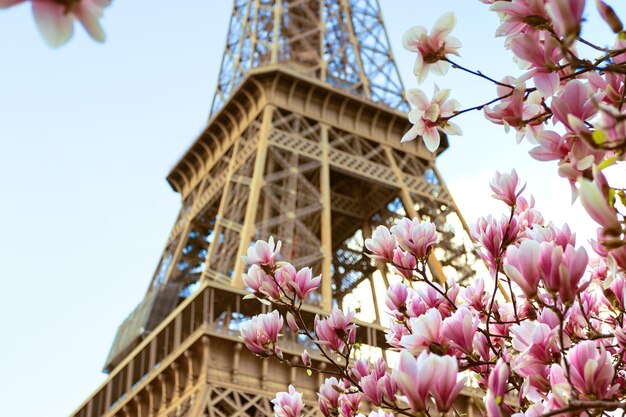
[70,1,477,416]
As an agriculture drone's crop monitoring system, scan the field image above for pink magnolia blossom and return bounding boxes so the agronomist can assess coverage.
[385,319,410,349]
[485,358,510,417]
[0,0,110,47]
[392,249,417,279]
[390,218,438,259]
[490,0,550,38]
[240,310,283,356]
[597,0,624,33]
[339,392,362,417]
[549,364,571,408]
[551,80,602,132]
[402,12,462,82]
[483,77,544,141]
[401,87,462,152]
[352,359,371,381]
[442,306,478,355]
[280,265,321,300]
[385,282,409,317]
[315,308,356,352]
[545,0,585,38]
[365,225,397,262]
[243,236,282,268]
[301,349,311,367]
[567,341,617,400]
[491,169,526,206]
[510,34,563,96]
[360,373,383,405]
[579,172,621,232]
[272,385,304,417]
[318,377,344,416]
[489,358,510,402]
[400,308,445,354]
[429,354,466,412]
[472,214,521,271]
[504,239,541,297]
[511,321,561,364]
[286,311,299,333]
[392,351,435,412]
[538,242,589,303]
[242,264,280,300]
[529,130,569,162]
[459,277,490,311]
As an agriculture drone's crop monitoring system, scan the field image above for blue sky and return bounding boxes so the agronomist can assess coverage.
[0,1,623,416]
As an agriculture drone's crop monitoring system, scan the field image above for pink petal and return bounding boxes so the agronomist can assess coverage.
[32,1,73,47]
[401,124,419,143]
[534,71,559,97]
[0,0,25,9]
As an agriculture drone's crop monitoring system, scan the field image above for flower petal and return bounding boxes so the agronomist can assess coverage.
[32,1,73,47]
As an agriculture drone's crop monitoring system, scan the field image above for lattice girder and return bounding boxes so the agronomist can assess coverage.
[145,85,474,323]
[211,0,407,114]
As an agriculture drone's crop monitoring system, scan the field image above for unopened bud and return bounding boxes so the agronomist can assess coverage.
[597,0,624,33]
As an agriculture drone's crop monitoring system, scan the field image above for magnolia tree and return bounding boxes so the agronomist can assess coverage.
[239,1,626,417]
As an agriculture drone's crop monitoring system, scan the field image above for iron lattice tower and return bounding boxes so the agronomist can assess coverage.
[71,1,477,417]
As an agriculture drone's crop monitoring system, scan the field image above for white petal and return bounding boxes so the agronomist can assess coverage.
[401,125,420,143]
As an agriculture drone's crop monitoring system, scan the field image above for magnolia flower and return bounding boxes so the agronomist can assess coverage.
[510,34,563,96]
[551,80,602,132]
[0,0,110,47]
[429,354,466,412]
[272,385,304,417]
[401,87,462,152]
[315,308,356,352]
[385,282,409,317]
[538,242,589,303]
[567,341,617,400]
[392,248,417,279]
[597,0,624,33]
[483,77,543,141]
[400,308,445,354]
[279,265,321,300]
[442,306,478,355]
[318,377,344,416]
[240,311,283,356]
[490,0,550,38]
[578,173,620,230]
[243,236,282,267]
[546,0,585,38]
[360,373,383,405]
[390,218,439,259]
[504,239,541,297]
[242,264,280,300]
[403,12,462,82]
[393,351,435,411]
[365,225,397,262]
[490,169,526,206]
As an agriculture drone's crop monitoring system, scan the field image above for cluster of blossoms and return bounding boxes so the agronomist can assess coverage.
[0,0,110,47]
[239,2,626,417]
[241,165,626,417]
